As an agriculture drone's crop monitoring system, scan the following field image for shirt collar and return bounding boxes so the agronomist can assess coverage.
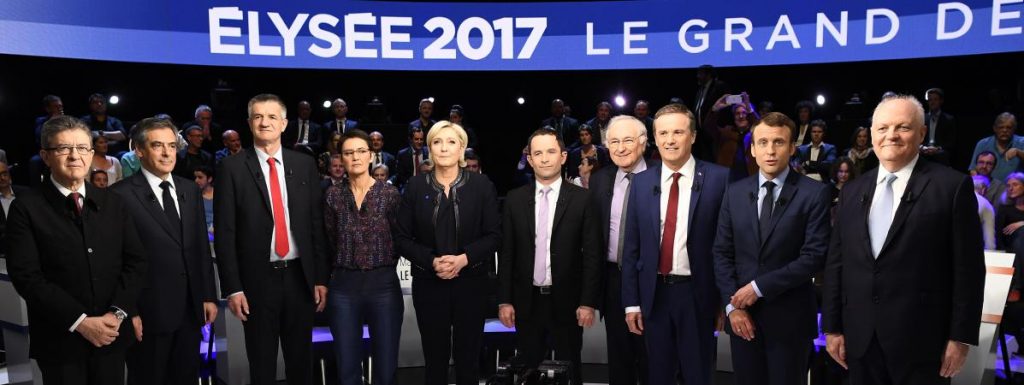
[618,159,648,182]
[661,156,696,182]
[759,166,791,188]
[50,175,86,198]
[140,167,174,191]
[877,154,920,185]
[536,177,563,195]
[255,146,284,166]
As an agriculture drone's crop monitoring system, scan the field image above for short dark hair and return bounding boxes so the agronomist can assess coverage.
[184,125,203,136]
[194,165,214,179]
[653,103,697,133]
[752,112,796,142]
[795,100,815,114]
[977,151,998,162]
[131,117,179,150]
[247,93,287,120]
[527,128,566,153]
[340,129,372,150]
[90,169,107,181]
[88,93,105,103]
[42,94,61,106]
[926,88,945,99]
[408,127,424,138]
[697,64,716,78]
[464,148,480,162]
[40,116,90,149]
[809,119,828,132]
[450,104,465,118]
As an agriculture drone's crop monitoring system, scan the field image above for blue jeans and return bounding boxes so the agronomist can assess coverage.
[328,266,404,385]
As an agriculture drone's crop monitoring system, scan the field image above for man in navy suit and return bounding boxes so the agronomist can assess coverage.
[621,103,729,385]
[794,119,837,182]
[284,101,324,153]
[713,112,831,385]
[824,95,984,384]
[395,127,429,189]
[322,98,358,147]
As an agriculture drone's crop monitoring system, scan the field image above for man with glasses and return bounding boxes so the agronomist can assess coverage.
[587,116,656,385]
[5,115,146,385]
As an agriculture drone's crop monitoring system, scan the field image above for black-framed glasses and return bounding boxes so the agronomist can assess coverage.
[44,145,94,156]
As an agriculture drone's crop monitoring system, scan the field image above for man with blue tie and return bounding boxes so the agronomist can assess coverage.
[621,103,729,385]
[824,95,984,384]
[712,112,831,385]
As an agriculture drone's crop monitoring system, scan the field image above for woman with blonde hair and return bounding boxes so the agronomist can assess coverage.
[395,121,500,385]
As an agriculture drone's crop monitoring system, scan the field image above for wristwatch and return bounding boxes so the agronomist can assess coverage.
[110,307,127,322]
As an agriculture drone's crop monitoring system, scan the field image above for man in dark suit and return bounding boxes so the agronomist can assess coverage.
[5,116,146,384]
[111,117,219,385]
[621,103,729,385]
[323,98,359,140]
[215,94,329,385]
[922,88,956,165]
[712,112,831,385]
[823,95,985,384]
[395,127,429,189]
[794,119,838,182]
[408,98,435,131]
[284,101,323,153]
[498,129,601,385]
[369,131,397,175]
[0,160,31,254]
[587,116,655,385]
[174,126,214,178]
[541,99,580,147]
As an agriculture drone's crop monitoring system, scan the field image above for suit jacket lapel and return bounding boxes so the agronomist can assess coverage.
[879,161,931,258]
[245,149,273,214]
[550,181,571,236]
[859,168,880,261]
[527,186,536,241]
[282,150,301,224]
[649,164,663,241]
[130,174,182,245]
[686,162,705,234]
[760,171,799,248]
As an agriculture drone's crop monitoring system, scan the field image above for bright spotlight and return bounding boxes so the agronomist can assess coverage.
[108,95,120,105]
[614,95,626,107]
[816,94,826,106]
[517,97,525,105]
[323,100,332,109]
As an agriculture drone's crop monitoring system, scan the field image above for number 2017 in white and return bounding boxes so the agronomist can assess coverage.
[423,17,547,60]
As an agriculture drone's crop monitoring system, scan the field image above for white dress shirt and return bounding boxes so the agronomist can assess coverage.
[140,168,180,216]
[874,154,919,223]
[0,189,15,219]
[255,147,299,262]
[534,178,562,287]
[659,157,695,276]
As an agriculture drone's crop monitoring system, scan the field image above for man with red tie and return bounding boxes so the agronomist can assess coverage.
[215,94,329,385]
[621,103,729,385]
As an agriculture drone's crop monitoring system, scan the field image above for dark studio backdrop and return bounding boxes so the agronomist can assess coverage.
[1,51,1023,195]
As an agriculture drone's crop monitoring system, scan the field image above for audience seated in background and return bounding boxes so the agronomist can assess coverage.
[372,164,391,184]
[182,104,223,154]
[448,105,478,149]
[464,149,482,174]
[319,132,343,178]
[586,102,613,145]
[706,92,759,181]
[996,172,1024,251]
[829,157,858,209]
[921,87,956,165]
[89,169,109,188]
[395,127,428,189]
[82,93,129,155]
[845,126,879,175]
[408,98,434,132]
[321,154,346,190]
[566,125,610,181]
[973,175,998,250]
[194,165,215,234]
[793,100,815,145]
[969,112,1022,183]
[215,130,242,164]
[633,100,655,146]
[542,99,580,147]
[323,98,358,148]
[757,100,774,117]
[795,119,838,182]
[285,100,324,153]
[973,151,1007,206]
[34,95,63,148]
[174,126,214,179]
[369,131,397,177]
[91,135,122,185]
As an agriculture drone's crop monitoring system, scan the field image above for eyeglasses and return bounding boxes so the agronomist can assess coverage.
[606,137,639,148]
[342,148,370,158]
[44,145,94,156]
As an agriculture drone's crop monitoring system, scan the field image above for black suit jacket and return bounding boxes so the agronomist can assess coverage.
[214,148,329,301]
[712,171,831,341]
[321,119,359,148]
[498,180,602,322]
[0,185,31,254]
[394,146,429,189]
[395,171,501,280]
[923,111,956,165]
[5,182,146,362]
[822,159,985,361]
[111,173,216,333]
[284,119,324,152]
[541,116,580,147]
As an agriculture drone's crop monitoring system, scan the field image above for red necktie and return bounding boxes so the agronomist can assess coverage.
[659,173,681,275]
[70,192,83,216]
[267,158,289,258]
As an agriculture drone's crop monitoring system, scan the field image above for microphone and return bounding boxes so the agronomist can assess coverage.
[287,168,294,177]
[902,191,914,203]
[653,185,660,195]
[860,194,870,205]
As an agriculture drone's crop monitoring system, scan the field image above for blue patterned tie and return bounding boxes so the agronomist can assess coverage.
[869,174,897,258]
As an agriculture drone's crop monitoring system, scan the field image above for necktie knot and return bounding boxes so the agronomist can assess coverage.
[160,181,172,191]
[68,192,82,215]
[625,172,635,182]
[883,174,897,186]
[670,172,682,183]
[267,158,276,167]
[539,186,551,198]
[763,180,776,192]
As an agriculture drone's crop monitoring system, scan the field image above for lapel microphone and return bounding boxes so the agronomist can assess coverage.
[653,185,660,195]
[860,193,870,205]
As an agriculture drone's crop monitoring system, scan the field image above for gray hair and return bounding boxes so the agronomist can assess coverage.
[40,116,90,149]
[194,104,213,117]
[607,115,648,140]
[874,94,925,128]
[247,94,288,120]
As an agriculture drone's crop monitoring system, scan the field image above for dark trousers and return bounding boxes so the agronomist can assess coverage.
[729,324,812,385]
[127,302,201,385]
[412,275,487,385]
[849,334,948,385]
[516,287,584,385]
[603,263,648,385]
[243,261,314,385]
[38,352,126,385]
[328,267,404,385]
[644,279,713,385]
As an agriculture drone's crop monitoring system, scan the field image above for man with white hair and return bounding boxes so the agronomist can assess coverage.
[587,115,656,385]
